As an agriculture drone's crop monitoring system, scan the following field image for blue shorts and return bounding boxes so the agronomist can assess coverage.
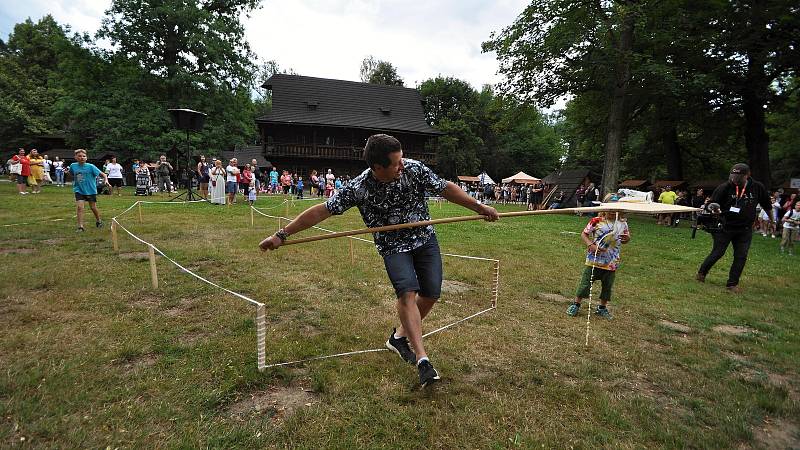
[225,181,237,194]
[382,234,443,299]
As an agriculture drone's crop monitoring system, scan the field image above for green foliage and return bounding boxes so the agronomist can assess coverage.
[419,76,562,180]
[98,0,261,94]
[359,55,404,86]
[485,0,800,186]
[1,4,261,161]
[767,77,800,183]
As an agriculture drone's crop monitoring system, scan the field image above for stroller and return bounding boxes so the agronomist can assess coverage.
[135,171,152,196]
[96,175,111,195]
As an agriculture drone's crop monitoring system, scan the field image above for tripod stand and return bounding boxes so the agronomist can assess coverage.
[167,108,207,202]
[170,129,204,201]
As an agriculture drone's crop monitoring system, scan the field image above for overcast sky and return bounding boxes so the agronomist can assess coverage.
[0,0,529,90]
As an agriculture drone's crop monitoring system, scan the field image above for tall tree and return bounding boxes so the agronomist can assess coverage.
[0,16,72,145]
[484,0,644,195]
[98,0,261,103]
[703,0,800,188]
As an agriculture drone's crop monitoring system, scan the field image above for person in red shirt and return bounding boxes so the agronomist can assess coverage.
[12,148,31,195]
[240,164,253,200]
[280,170,292,195]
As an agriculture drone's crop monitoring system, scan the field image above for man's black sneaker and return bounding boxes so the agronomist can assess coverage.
[385,328,416,364]
[418,360,441,387]
[96,220,103,228]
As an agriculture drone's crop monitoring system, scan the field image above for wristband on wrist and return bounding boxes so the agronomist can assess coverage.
[275,228,289,242]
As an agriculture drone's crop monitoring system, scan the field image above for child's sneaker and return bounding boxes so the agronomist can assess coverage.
[567,303,581,317]
[76,226,85,232]
[594,307,613,319]
[96,220,103,228]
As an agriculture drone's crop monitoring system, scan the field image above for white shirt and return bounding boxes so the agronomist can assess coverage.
[784,210,800,230]
[106,162,124,178]
[54,161,64,170]
[43,160,52,171]
[326,172,335,182]
[226,165,239,183]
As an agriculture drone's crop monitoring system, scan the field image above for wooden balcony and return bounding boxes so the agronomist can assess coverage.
[267,144,362,159]
[266,143,436,164]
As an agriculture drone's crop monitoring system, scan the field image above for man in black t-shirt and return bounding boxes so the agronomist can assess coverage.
[696,163,773,293]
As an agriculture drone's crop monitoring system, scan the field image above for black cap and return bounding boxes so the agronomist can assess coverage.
[730,163,750,175]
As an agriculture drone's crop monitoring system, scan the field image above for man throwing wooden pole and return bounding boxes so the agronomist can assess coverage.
[259,134,499,387]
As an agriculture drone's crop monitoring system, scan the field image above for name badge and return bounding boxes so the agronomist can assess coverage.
[729,206,741,213]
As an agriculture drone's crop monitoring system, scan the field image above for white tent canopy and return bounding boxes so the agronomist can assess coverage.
[478,172,496,185]
[502,171,540,184]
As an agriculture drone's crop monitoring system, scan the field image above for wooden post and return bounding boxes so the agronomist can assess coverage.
[277,217,282,232]
[138,202,143,223]
[349,238,354,264]
[111,221,119,252]
[250,207,254,227]
[284,200,289,217]
[148,245,158,289]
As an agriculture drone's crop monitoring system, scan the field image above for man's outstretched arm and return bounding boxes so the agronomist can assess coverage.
[441,182,499,221]
[259,203,332,251]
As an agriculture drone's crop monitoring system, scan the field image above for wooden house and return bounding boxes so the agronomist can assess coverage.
[256,74,442,178]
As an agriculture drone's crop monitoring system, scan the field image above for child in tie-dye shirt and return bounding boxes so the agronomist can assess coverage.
[567,209,630,319]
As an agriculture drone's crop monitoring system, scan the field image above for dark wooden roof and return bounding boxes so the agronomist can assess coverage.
[221,146,273,168]
[257,74,443,136]
[542,169,594,207]
[619,179,650,188]
[653,180,687,189]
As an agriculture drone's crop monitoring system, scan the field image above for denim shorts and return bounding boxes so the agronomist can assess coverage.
[382,234,443,299]
[225,181,237,194]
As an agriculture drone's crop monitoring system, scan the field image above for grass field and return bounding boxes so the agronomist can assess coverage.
[1,182,798,449]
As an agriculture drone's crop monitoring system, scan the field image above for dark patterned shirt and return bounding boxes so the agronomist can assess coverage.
[325,158,448,256]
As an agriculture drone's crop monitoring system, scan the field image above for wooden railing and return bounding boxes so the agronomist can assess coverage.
[267,143,436,164]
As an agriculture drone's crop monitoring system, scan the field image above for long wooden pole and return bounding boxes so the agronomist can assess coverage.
[281,208,585,246]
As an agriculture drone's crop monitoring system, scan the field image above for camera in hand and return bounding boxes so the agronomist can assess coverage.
[691,202,723,238]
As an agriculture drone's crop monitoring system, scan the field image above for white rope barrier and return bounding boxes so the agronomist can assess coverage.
[251,204,501,369]
[111,219,263,307]
[109,198,501,371]
[2,215,76,227]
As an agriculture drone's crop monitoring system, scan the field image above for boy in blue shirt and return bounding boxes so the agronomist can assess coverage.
[296,177,304,199]
[64,149,110,232]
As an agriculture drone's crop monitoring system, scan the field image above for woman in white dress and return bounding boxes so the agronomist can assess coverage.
[209,159,226,205]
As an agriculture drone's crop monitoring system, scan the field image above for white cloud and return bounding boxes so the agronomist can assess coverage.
[245,0,528,89]
[0,0,109,37]
[1,0,529,91]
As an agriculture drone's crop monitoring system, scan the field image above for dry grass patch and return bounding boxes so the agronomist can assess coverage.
[226,385,318,422]
[0,248,35,255]
[714,325,759,336]
[658,320,693,334]
[118,251,154,260]
[441,279,475,294]
[750,417,800,450]
[536,292,573,303]
[114,354,158,374]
